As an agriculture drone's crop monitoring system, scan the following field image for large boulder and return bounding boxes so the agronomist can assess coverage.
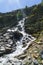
[13,31,23,41]
[18,26,22,31]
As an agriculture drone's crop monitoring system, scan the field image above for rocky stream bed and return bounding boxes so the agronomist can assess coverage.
[0,18,43,65]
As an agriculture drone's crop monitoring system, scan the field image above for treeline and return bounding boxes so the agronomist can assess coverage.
[0,3,43,35]
[24,4,43,37]
[0,10,23,32]
[0,4,37,30]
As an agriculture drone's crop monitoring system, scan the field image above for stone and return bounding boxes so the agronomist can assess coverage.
[13,31,23,41]
[8,39,13,45]
[19,55,27,60]
[3,33,9,37]
[0,47,5,51]
[22,43,27,48]
[5,36,10,40]
[32,53,39,59]
[40,50,43,59]
[33,59,39,65]
[41,60,43,64]
[5,47,11,50]
[18,26,22,31]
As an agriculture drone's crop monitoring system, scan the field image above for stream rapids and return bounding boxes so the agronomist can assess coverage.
[0,18,35,65]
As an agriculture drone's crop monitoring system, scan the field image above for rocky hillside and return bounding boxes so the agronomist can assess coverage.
[0,3,43,65]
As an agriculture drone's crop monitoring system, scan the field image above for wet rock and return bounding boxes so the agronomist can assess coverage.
[5,36,10,40]
[0,39,16,56]
[28,56,32,64]
[11,44,16,52]
[0,42,5,55]
[7,39,13,45]
[13,31,23,41]
[7,58,22,65]
[18,26,22,31]
[40,50,43,59]
[0,46,12,56]
[22,43,27,48]
[28,56,31,60]
[22,41,25,44]
[23,56,32,65]
[0,32,17,56]
[33,59,39,65]
[18,55,27,60]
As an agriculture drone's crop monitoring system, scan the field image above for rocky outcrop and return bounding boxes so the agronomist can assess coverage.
[0,31,23,56]
[13,31,23,41]
[0,32,16,56]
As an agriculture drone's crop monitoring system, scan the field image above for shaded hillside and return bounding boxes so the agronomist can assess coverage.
[0,10,23,32]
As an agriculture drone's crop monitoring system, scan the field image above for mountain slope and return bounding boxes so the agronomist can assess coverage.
[24,4,43,37]
[0,4,43,35]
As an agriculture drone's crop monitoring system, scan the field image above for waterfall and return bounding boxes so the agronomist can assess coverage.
[0,18,35,65]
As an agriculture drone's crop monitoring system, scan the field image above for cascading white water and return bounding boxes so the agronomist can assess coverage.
[0,18,35,65]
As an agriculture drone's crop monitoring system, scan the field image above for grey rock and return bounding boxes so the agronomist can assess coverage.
[33,59,39,65]
[13,31,23,41]
[40,50,43,59]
